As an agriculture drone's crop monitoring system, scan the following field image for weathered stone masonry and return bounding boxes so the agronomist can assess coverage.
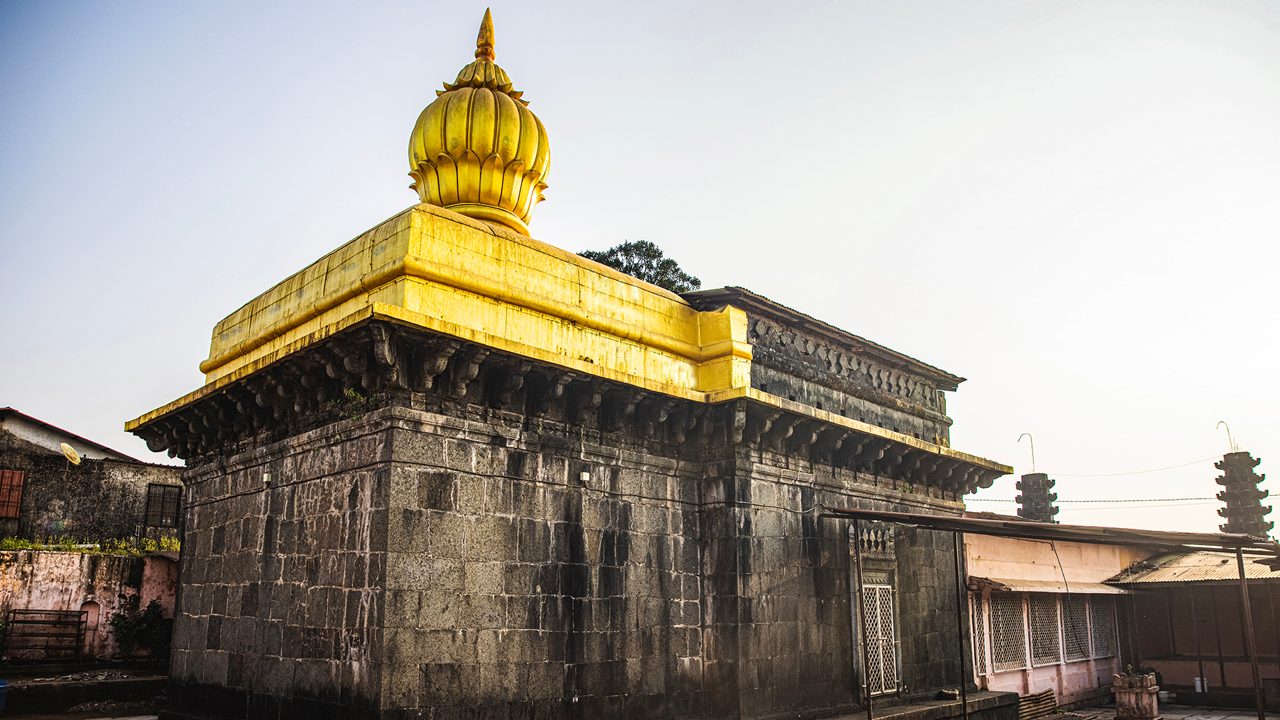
[126,13,1017,718]
[139,318,1012,720]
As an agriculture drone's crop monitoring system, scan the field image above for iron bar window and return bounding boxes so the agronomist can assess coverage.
[0,470,24,519]
[1090,596,1118,658]
[1029,595,1062,666]
[990,592,1027,671]
[144,484,182,528]
[1063,596,1091,661]
[971,594,989,676]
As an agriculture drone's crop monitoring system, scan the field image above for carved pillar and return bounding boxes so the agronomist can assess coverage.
[1216,451,1272,537]
[1015,472,1058,523]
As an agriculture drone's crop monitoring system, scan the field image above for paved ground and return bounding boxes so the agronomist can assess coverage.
[3,707,157,712]
[7,701,1269,720]
[3,702,159,719]
[1067,704,1266,720]
[1161,707,1265,720]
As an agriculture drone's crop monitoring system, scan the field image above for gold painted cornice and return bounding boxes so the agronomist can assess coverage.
[408,9,549,236]
[191,204,751,399]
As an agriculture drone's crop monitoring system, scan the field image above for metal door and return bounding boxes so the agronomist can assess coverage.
[862,584,899,695]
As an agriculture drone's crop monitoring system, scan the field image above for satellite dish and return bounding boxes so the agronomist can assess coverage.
[60,443,81,465]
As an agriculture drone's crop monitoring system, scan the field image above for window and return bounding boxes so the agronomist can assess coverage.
[990,593,1027,671]
[0,470,24,519]
[983,592,1117,673]
[859,581,900,695]
[1029,595,1062,666]
[1090,596,1118,658]
[971,595,989,675]
[145,484,182,528]
[1063,596,1090,661]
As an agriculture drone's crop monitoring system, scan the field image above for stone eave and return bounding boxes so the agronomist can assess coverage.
[127,316,1009,492]
[718,386,1010,477]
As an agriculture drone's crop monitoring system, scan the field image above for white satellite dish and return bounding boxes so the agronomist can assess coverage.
[60,442,82,465]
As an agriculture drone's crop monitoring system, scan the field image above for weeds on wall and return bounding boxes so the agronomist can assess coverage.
[329,387,373,419]
[0,535,180,555]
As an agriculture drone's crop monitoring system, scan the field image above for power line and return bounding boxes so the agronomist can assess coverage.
[968,497,1214,504]
[1038,455,1220,478]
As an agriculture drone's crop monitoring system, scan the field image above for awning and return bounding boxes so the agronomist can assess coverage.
[819,507,1280,555]
[969,576,1128,595]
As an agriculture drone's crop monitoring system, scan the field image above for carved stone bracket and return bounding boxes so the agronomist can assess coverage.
[131,319,1005,495]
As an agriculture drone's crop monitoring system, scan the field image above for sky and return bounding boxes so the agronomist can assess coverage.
[1,1,1277,533]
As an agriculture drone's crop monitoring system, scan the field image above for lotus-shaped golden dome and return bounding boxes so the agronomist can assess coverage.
[408,10,549,236]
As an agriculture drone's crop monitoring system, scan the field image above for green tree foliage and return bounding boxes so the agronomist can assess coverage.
[579,240,701,294]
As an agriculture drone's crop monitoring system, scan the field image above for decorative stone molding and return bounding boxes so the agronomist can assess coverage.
[129,320,1003,496]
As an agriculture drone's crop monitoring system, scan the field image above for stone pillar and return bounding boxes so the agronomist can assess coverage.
[1015,473,1058,523]
[1216,451,1272,538]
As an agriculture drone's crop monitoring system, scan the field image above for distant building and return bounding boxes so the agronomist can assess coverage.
[0,408,182,660]
[0,407,182,541]
[1109,550,1280,704]
[964,512,1145,707]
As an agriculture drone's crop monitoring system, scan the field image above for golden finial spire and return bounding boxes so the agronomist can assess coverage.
[408,8,549,236]
[475,8,495,61]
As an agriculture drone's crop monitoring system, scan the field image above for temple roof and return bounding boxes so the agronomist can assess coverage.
[685,286,966,390]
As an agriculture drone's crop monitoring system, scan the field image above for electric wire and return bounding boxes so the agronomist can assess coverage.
[1031,455,1221,478]
[968,497,1214,504]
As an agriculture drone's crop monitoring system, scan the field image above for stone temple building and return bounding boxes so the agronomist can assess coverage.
[127,12,1014,720]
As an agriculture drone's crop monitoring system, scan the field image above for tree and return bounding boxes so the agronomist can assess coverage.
[578,240,702,294]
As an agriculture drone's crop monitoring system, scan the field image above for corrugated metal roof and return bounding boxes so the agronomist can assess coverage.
[1108,551,1280,585]
[822,507,1280,554]
[970,576,1129,595]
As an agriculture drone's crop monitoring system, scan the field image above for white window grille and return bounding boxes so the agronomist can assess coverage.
[861,584,899,695]
[971,594,989,676]
[990,593,1027,671]
[1063,596,1090,661]
[1029,595,1062,666]
[1090,596,1118,658]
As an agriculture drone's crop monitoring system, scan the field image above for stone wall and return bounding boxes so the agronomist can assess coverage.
[169,415,389,718]
[165,393,978,719]
[0,432,182,541]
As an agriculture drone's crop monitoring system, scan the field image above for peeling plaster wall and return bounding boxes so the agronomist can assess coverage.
[0,550,177,658]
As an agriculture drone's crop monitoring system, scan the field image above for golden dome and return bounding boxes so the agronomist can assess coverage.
[408,9,549,236]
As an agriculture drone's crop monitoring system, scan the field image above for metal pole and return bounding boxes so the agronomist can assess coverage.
[953,531,970,720]
[1236,547,1266,720]
[1269,586,1280,677]
[853,519,874,720]
[1213,585,1228,688]
[1190,587,1205,694]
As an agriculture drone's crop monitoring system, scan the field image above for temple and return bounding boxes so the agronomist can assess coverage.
[128,11,1013,720]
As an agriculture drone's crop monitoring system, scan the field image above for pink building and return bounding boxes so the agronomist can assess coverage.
[964,515,1148,707]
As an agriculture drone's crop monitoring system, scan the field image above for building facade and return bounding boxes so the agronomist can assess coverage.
[0,407,182,542]
[1111,550,1280,706]
[127,12,1015,720]
[965,525,1146,707]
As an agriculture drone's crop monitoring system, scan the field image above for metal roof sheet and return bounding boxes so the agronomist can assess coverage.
[970,576,1129,595]
[821,507,1280,554]
[1108,551,1280,585]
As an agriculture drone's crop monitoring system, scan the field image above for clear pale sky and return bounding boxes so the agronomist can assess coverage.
[2,2,1277,533]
